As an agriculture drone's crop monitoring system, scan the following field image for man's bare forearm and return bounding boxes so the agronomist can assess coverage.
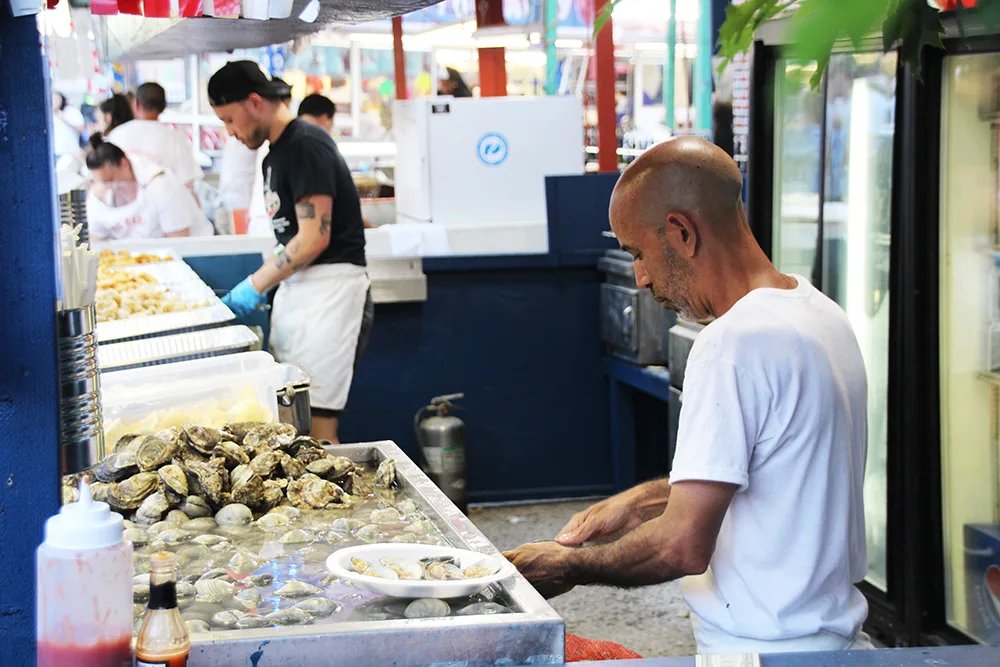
[624,477,673,523]
[251,199,331,292]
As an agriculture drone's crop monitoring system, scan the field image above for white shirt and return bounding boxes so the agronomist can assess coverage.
[248,141,276,239]
[86,156,214,240]
[108,120,202,185]
[218,135,257,211]
[52,106,84,157]
[670,275,869,654]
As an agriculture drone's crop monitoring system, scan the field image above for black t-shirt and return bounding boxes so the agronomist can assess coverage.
[262,119,366,267]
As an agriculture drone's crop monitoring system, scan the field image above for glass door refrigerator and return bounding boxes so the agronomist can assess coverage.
[744,13,1000,646]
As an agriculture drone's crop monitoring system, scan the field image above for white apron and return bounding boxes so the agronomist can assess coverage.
[268,263,370,411]
[691,612,876,655]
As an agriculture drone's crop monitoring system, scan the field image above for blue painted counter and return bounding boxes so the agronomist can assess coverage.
[558,645,998,666]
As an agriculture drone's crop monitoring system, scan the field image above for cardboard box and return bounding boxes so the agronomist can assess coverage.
[964,523,1000,643]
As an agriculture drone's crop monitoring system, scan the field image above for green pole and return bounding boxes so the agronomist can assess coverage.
[665,0,676,128]
[545,0,558,95]
[694,0,713,133]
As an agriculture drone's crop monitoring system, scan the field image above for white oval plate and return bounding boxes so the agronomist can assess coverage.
[326,543,516,599]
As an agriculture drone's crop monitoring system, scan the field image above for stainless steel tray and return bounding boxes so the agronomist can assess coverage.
[188,440,565,667]
[96,302,235,343]
[99,325,259,371]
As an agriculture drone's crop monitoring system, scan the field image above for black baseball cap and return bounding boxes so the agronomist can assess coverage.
[208,61,289,107]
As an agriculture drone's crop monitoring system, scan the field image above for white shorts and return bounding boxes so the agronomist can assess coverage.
[269,263,370,411]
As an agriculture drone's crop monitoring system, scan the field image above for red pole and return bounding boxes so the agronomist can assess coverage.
[476,0,508,97]
[594,0,617,172]
[392,16,408,100]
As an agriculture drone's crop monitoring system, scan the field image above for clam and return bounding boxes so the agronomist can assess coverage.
[165,509,189,525]
[134,574,150,586]
[265,607,312,626]
[279,454,307,480]
[178,495,212,519]
[157,465,188,503]
[176,581,197,600]
[404,598,450,619]
[108,473,159,513]
[198,568,233,582]
[181,517,217,532]
[391,533,418,544]
[210,609,244,628]
[249,573,274,587]
[185,619,212,634]
[228,550,261,575]
[278,528,313,544]
[146,520,173,536]
[135,435,178,472]
[233,587,262,610]
[133,585,150,604]
[256,513,290,531]
[330,518,364,534]
[455,602,510,616]
[191,534,227,547]
[230,464,265,509]
[268,505,301,520]
[236,615,271,629]
[215,503,253,527]
[135,491,171,525]
[124,528,149,547]
[404,520,434,536]
[274,580,323,599]
[397,499,418,515]
[370,508,402,524]
[195,578,235,603]
[464,565,494,579]
[157,527,190,545]
[215,440,250,469]
[249,450,283,479]
[293,597,341,618]
[182,425,226,456]
[373,458,396,488]
[355,524,382,542]
[94,450,139,483]
[424,561,465,581]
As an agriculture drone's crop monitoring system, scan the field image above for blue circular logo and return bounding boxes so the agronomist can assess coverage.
[477,133,508,166]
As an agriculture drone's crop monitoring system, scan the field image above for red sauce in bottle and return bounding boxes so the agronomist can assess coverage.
[37,636,132,667]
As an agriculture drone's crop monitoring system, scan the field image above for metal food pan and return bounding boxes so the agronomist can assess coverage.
[96,302,235,343]
[188,440,565,667]
[99,325,259,371]
[115,259,201,285]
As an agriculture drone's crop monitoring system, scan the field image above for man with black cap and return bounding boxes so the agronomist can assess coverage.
[209,61,371,444]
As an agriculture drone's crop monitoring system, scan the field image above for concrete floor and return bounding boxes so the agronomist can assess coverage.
[469,500,697,659]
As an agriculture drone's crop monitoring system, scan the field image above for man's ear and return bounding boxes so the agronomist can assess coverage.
[665,212,698,259]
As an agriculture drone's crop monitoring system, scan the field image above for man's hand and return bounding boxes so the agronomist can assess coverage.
[557,495,641,546]
[503,542,576,599]
[221,275,266,317]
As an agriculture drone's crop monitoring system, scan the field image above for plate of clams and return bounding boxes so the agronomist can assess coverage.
[327,544,515,599]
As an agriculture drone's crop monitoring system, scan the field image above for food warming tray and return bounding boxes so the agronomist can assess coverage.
[98,325,260,371]
[186,440,565,667]
[96,302,235,343]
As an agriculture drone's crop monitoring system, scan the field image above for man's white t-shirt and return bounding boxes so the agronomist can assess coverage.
[670,275,869,654]
[52,106,84,157]
[86,155,214,240]
[108,120,202,185]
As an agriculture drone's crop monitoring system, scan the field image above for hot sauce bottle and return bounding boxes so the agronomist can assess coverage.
[135,552,190,667]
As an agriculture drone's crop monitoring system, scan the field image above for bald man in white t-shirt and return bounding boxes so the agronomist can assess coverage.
[504,137,873,655]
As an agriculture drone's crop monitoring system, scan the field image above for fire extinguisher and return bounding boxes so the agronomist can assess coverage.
[414,394,467,514]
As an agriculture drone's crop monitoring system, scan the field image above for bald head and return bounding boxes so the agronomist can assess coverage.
[609,136,772,321]
[615,136,745,239]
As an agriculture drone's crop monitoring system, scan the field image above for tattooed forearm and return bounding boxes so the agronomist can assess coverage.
[320,214,332,235]
[275,247,292,269]
[295,201,317,220]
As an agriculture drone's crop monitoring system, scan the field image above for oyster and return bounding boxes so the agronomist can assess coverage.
[185,619,211,634]
[233,587,263,611]
[178,495,212,519]
[215,441,250,469]
[294,445,326,466]
[404,598,450,619]
[230,464,265,509]
[195,578,235,603]
[215,503,253,526]
[373,458,396,488]
[90,482,112,503]
[221,421,268,444]
[260,480,284,511]
[265,607,312,626]
[135,491,171,525]
[274,580,323,599]
[114,433,142,451]
[185,460,225,508]
[249,450,284,479]
[182,425,226,456]
[108,473,158,512]
[62,485,79,505]
[293,597,341,618]
[94,450,139,483]
[135,436,178,472]
[287,474,349,510]
[279,454,307,480]
[157,464,188,503]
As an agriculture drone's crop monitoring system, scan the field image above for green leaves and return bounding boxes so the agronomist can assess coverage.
[593,0,627,40]
[716,0,796,72]
[882,0,945,80]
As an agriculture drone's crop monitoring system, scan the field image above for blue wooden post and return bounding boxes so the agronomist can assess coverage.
[544,0,559,95]
[0,12,62,664]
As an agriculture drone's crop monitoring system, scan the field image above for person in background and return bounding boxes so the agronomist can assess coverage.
[84,136,213,241]
[504,137,873,655]
[208,61,372,444]
[97,94,134,137]
[51,92,86,158]
[108,83,203,200]
[438,67,473,97]
[298,94,335,134]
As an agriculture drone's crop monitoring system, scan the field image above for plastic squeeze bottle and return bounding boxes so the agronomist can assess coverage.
[36,476,133,667]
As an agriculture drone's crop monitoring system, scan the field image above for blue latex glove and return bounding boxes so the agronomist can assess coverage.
[221,276,266,317]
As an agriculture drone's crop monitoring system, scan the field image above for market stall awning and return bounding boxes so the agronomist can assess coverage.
[97,0,445,61]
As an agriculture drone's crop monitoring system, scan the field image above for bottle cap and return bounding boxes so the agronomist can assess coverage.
[44,476,124,550]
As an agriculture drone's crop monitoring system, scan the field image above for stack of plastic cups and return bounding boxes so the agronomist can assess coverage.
[58,190,89,245]
[58,304,104,475]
